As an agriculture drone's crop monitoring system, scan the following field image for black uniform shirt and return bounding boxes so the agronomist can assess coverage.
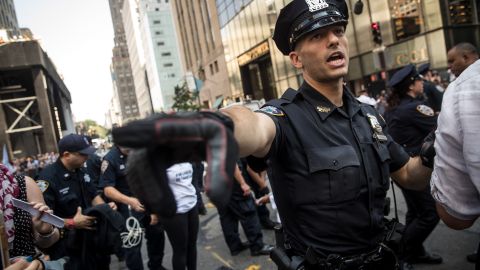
[257,82,410,256]
[385,96,437,155]
[37,159,97,218]
[99,146,131,196]
[85,153,101,187]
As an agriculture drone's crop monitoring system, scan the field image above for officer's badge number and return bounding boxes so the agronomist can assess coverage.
[416,105,434,116]
[101,160,109,173]
[36,180,49,193]
[259,106,284,116]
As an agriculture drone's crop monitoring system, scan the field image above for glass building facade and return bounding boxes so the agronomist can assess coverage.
[217,0,479,100]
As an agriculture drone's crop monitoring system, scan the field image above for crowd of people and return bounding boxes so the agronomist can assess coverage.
[9,153,59,178]
[1,0,479,270]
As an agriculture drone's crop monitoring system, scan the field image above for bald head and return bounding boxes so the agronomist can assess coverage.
[447,42,479,77]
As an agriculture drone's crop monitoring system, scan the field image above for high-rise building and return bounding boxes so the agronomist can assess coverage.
[0,0,19,33]
[108,0,140,123]
[172,0,231,108]
[137,0,184,112]
[122,0,153,117]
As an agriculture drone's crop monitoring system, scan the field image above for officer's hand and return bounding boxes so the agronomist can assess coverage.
[241,183,251,196]
[128,197,145,212]
[150,214,159,225]
[73,207,96,230]
[112,112,238,218]
[420,129,436,168]
[108,202,117,211]
[256,195,270,206]
[30,202,54,234]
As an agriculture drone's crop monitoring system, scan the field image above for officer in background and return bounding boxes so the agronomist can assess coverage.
[417,63,443,113]
[36,134,115,269]
[385,65,442,268]
[99,144,166,270]
[218,159,274,256]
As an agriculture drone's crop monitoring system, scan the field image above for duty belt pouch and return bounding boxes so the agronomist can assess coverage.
[383,218,405,255]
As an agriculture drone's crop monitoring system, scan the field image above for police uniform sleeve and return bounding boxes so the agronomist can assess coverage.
[247,106,286,171]
[377,112,410,172]
[99,157,117,189]
[409,103,438,134]
[36,170,57,212]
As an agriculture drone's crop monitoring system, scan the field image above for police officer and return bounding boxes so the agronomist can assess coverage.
[218,159,274,256]
[110,0,436,269]
[36,134,115,269]
[417,63,443,113]
[99,144,166,270]
[385,65,442,267]
[210,0,433,268]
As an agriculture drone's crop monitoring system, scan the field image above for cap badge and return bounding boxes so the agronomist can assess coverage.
[306,0,329,12]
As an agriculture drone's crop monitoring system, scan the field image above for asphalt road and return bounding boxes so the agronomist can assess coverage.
[112,188,480,270]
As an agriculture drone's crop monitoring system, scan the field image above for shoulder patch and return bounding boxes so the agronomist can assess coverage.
[101,160,109,173]
[259,106,284,116]
[36,180,49,193]
[416,105,434,116]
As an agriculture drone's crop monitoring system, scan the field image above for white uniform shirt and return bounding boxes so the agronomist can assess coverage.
[166,163,197,214]
[431,60,480,220]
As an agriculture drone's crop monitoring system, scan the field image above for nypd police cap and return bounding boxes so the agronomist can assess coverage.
[417,63,430,75]
[273,0,349,55]
[388,64,421,88]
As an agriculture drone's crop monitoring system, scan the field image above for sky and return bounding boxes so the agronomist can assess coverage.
[14,0,115,125]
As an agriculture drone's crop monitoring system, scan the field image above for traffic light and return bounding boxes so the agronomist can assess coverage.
[371,22,382,45]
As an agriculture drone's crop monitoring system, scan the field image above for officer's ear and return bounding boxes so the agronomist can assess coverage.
[289,50,303,69]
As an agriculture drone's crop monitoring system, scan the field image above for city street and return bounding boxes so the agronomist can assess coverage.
[112,187,480,270]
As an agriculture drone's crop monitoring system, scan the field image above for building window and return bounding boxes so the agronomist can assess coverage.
[153,20,161,24]
[155,31,161,35]
[214,61,219,73]
[157,41,165,46]
[155,8,159,11]
[164,63,173,67]
[209,64,214,75]
[161,52,171,56]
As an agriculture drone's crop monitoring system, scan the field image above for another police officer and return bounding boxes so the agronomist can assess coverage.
[110,0,436,269]
[385,65,442,267]
[99,144,166,270]
[218,159,274,256]
[36,134,114,269]
[417,63,443,113]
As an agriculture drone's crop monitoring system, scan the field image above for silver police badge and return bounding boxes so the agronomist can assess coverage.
[306,0,329,12]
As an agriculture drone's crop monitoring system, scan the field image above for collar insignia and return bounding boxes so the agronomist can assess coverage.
[306,0,329,12]
[317,106,331,113]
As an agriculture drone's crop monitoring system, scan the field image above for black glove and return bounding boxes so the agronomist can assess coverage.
[419,129,436,168]
[113,112,239,217]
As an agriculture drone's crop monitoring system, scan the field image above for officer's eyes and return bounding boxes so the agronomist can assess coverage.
[334,27,345,36]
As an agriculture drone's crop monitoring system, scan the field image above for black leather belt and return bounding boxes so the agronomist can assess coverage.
[304,244,392,270]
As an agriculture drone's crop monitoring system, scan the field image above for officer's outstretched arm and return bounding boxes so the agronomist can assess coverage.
[390,156,432,190]
[221,106,276,157]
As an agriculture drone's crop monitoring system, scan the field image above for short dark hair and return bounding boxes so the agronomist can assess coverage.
[452,42,479,57]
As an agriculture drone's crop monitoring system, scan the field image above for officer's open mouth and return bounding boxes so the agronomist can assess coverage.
[327,52,345,64]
